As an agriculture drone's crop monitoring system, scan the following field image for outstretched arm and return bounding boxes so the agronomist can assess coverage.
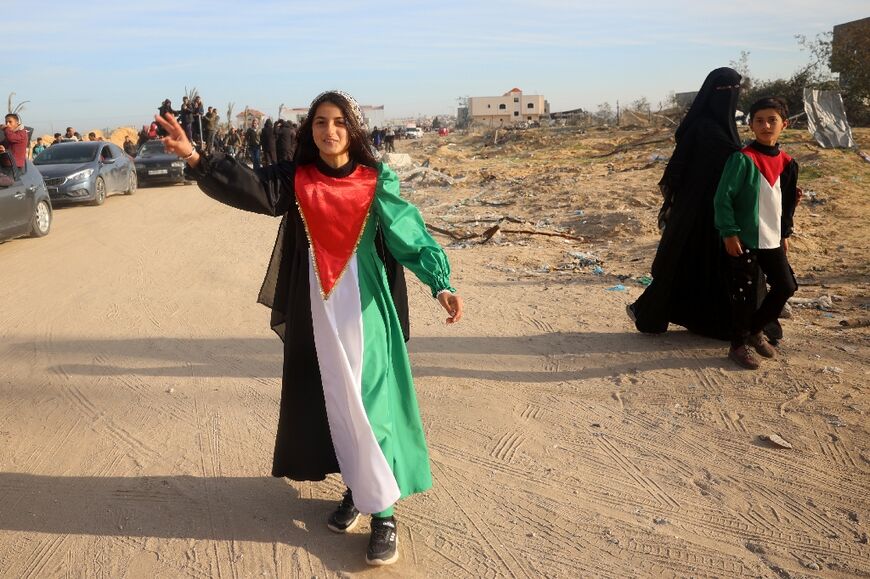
[155,113,292,217]
[374,166,463,324]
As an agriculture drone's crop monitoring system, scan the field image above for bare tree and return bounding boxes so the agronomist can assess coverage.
[730,50,753,91]
[226,102,235,130]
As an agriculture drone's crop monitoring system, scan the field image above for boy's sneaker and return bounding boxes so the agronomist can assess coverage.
[748,332,776,358]
[729,345,760,370]
[366,516,399,566]
[327,489,360,533]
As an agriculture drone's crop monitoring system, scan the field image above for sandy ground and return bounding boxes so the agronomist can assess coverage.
[0,128,868,578]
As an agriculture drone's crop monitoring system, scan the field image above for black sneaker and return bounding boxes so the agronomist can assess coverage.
[327,488,360,533]
[366,516,399,566]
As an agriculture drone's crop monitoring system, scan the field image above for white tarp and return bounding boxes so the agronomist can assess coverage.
[803,89,855,149]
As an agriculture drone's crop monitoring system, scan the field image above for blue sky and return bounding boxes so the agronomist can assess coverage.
[6,0,866,135]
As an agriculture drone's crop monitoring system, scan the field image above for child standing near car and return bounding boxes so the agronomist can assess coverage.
[714,97,799,369]
[0,113,28,169]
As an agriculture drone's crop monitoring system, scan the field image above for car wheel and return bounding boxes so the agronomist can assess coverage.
[30,199,52,237]
[92,177,106,206]
[125,170,137,195]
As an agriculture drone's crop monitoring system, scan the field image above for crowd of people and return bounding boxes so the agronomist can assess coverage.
[146,97,299,169]
[0,118,115,169]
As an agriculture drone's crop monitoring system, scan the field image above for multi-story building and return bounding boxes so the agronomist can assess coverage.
[467,88,549,126]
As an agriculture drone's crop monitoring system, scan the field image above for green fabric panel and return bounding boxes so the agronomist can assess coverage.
[372,163,455,297]
[374,505,395,518]
[355,186,434,500]
[714,152,761,248]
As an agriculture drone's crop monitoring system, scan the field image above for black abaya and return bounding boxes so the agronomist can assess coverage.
[631,68,742,340]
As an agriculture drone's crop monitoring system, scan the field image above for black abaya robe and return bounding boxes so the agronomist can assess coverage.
[189,153,410,480]
[631,116,738,339]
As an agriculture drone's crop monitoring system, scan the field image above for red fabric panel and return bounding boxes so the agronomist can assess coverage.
[741,145,792,187]
[294,164,377,297]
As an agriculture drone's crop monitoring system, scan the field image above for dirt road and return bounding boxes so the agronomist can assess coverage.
[0,176,867,578]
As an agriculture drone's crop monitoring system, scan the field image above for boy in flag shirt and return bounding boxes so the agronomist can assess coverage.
[714,97,799,369]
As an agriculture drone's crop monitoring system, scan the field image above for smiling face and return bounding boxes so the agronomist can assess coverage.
[312,102,350,165]
[750,108,787,146]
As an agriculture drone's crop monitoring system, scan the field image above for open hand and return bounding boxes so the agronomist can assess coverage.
[154,113,200,168]
[437,292,463,324]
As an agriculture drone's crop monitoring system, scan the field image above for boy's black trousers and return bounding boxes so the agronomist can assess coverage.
[728,246,797,348]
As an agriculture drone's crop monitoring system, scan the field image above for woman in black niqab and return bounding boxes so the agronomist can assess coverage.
[628,67,748,340]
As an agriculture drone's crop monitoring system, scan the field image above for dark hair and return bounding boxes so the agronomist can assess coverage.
[294,91,378,168]
[5,113,19,122]
[750,97,788,122]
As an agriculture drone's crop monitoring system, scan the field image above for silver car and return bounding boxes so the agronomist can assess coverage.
[34,141,137,205]
[0,153,52,242]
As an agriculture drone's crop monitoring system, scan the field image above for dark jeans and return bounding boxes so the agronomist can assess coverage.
[249,146,261,170]
[728,246,797,347]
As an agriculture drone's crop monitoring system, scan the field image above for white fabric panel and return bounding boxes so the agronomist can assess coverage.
[308,254,400,514]
[757,177,782,249]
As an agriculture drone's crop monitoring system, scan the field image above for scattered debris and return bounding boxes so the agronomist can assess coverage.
[592,133,673,158]
[605,284,626,291]
[839,317,870,329]
[821,366,844,374]
[788,295,834,310]
[759,434,793,449]
[653,517,669,525]
[402,166,456,186]
[568,252,602,267]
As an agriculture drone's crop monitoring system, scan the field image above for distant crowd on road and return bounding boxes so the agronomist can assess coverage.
[150,96,299,170]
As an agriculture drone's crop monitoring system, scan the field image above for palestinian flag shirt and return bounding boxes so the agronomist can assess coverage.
[714,141,799,249]
[190,154,455,515]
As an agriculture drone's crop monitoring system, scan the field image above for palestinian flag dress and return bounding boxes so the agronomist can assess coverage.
[713,141,798,250]
[189,154,455,515]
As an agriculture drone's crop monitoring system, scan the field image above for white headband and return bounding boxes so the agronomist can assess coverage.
[310,90,365,129]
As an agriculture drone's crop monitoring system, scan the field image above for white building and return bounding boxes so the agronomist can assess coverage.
[467,88,549,126]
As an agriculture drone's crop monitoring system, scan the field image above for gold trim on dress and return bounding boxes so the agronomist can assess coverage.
[295,196,375,301]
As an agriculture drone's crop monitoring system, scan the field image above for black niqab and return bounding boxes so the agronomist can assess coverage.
[675,67,741,145]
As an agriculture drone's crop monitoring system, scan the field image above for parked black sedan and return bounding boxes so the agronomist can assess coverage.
[0,152,52,242]
[34,141,136,206]
[134,140,188,186]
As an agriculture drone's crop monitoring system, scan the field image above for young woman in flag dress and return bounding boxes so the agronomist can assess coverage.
[156,90,463,566]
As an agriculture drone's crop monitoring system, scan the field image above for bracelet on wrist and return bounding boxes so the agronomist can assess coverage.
[180,148,197,161]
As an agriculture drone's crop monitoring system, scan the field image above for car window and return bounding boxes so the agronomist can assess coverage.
[33,144,99,165]
[0,152,20,184]
[101,146,114,161]
[138,141,167,157]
